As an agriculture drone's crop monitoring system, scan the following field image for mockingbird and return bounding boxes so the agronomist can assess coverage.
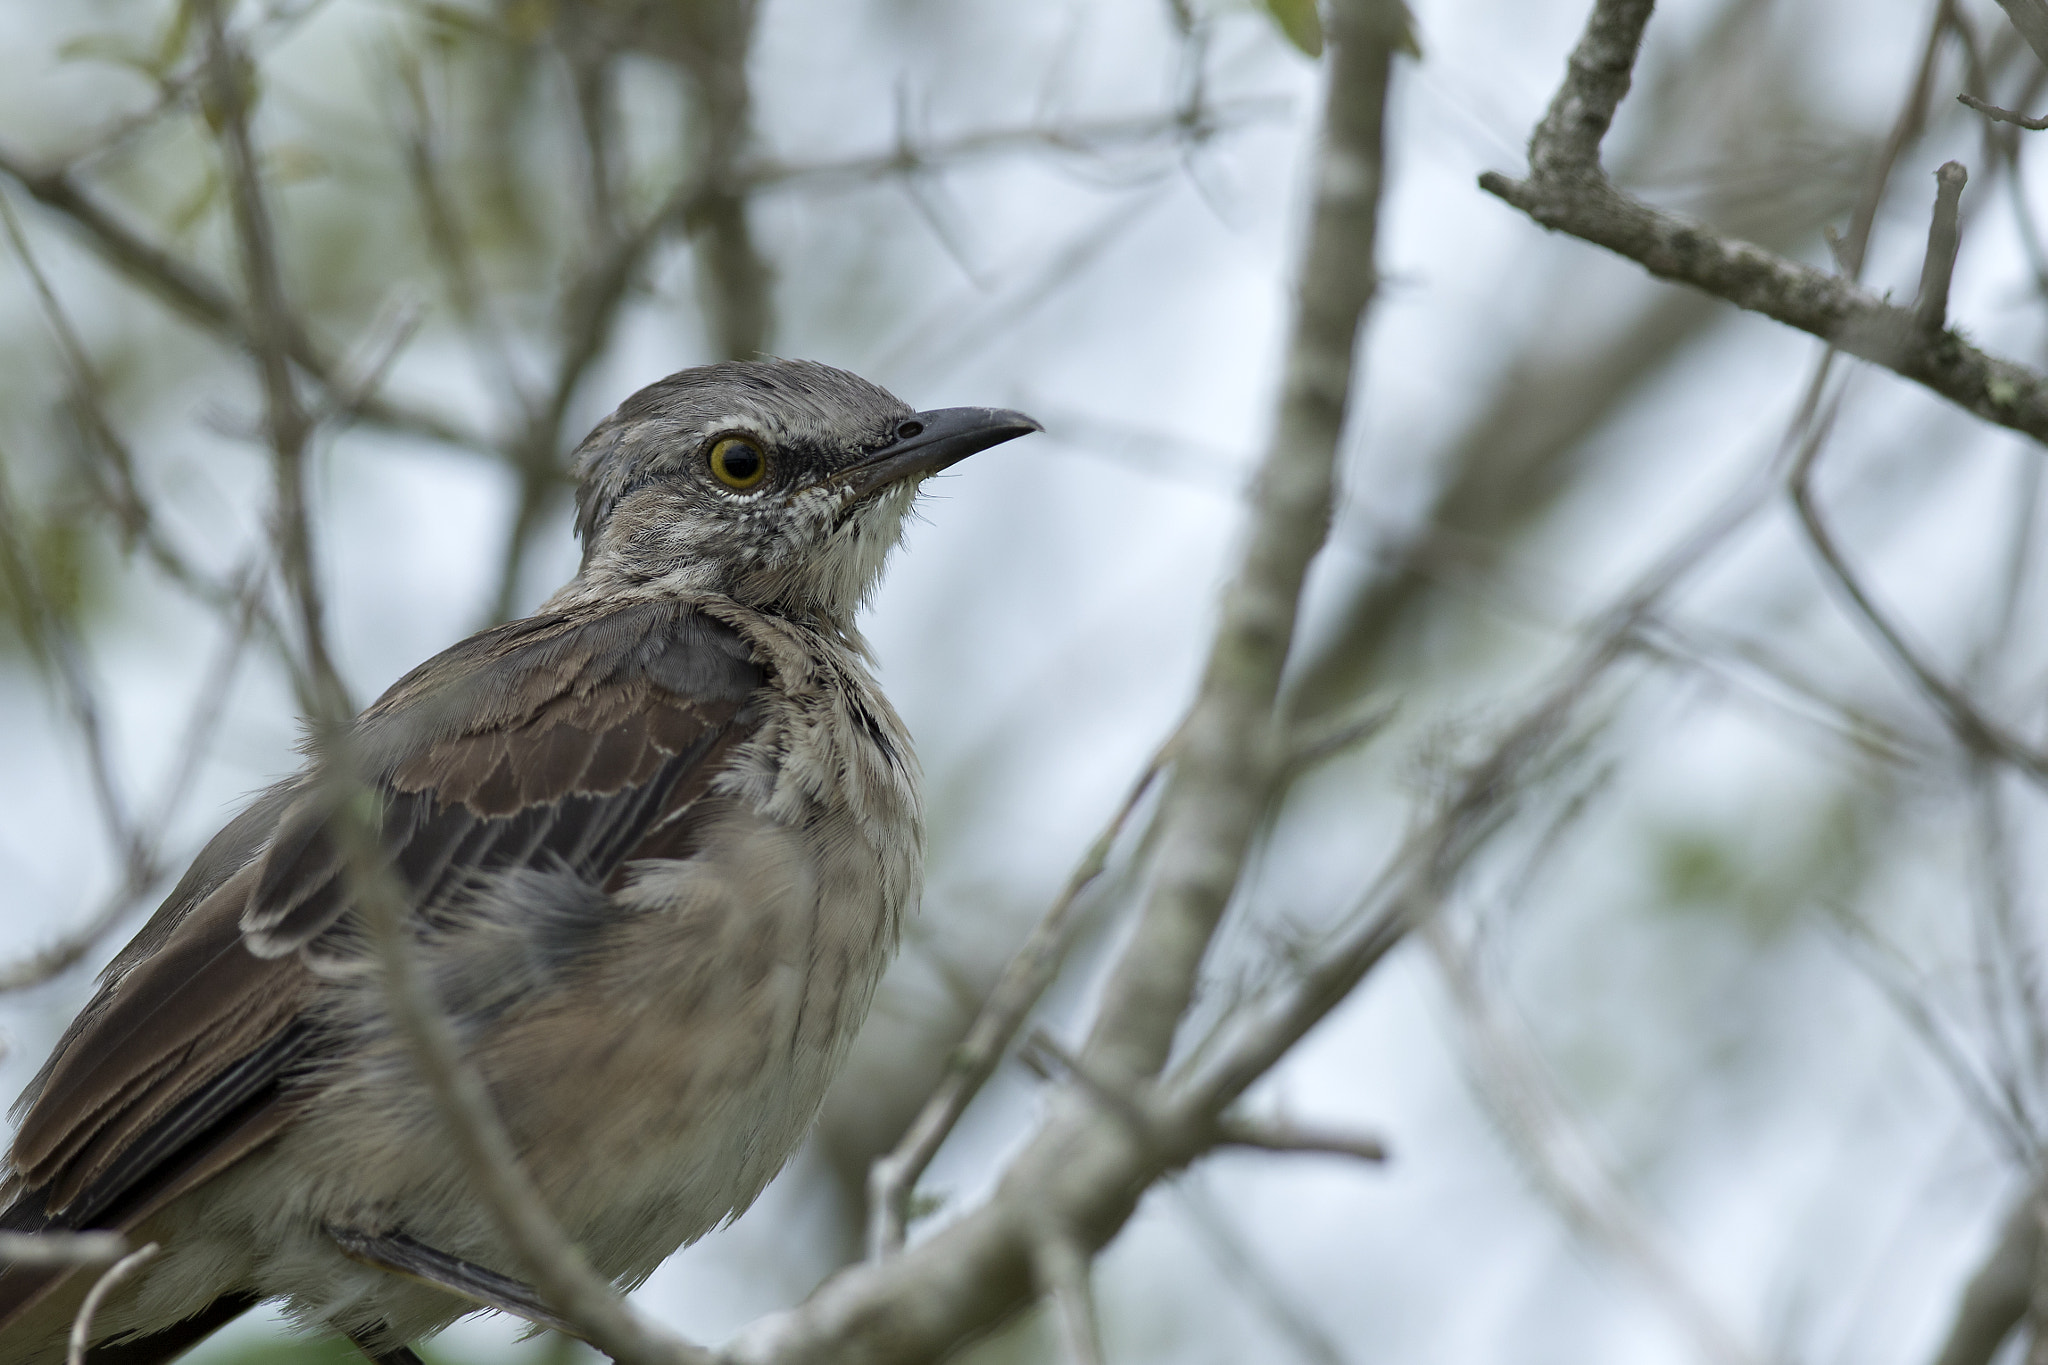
[0,359,1039,1364]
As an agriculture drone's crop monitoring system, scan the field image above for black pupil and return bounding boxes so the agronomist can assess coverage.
[722,443,761,481]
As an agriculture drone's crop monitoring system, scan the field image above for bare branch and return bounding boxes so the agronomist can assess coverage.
[390,46,529,410]
[1828,903,2035,1161]
[1211,1116,1387,1164]
[1173,370,1818,1132]
[744,99,1290,195]
[1481,2,2048,448]
[0,179,290,628]
[1282,697,1397,780]
[866,733,1176,1261]
[0,467,140,874]
[1079,0,1400,1087]
[1960,92,2048,130]
[1424,922,1762,1365]
[199,0,348,723]
[1478,162,2048,441]
[0,888,153,994]
[0,564,262,995]
[0,1232,127,1269]
[348,799,712,1365]
[1031,1230,1104,1365]
[1928,1177,2044,1365]
[1173,1180,1349,1365]
[0,146,482,455]
[1840,0,1955,281]
[1789,428,2048,787]
[66,1242,158,1365]
[1916,161,1969,336]
[1524,0,1651,180]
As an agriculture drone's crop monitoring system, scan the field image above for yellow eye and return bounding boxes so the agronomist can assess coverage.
[708,436,768,490]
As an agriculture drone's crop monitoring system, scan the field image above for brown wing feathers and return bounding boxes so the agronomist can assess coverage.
[0,604,764,1331]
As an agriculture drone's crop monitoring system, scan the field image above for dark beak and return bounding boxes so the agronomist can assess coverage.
[839,406,1042,501]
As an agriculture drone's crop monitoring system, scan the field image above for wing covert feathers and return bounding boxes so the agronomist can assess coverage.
[0,602,766,1339]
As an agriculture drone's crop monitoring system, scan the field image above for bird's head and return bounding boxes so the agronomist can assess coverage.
[563,359,1039,622]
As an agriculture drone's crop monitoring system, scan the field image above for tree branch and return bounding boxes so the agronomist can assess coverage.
[1079,0,1400,1086]
[350,807,713,1365]
[0,145,482,455]
[67,1242,158,1365]
[1916,162,1969,336]
[195,18,712,1359]
[200,0,347,724]
[1211,1116,1387,1164]
[1789,424,2048,786]
[1929,1176,2046,1365]
[0,1232,127,1268]
[725,3,1406,1357]
[867,734,1176,1260]
[1030,1230,1104,1365]
[1481,0,2048,449]
[1960,92,2048,130]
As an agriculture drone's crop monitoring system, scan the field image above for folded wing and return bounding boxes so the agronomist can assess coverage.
[0,600,765,1329]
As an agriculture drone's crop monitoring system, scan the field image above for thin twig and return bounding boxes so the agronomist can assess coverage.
[0,458,146,885]
[0,1231,127,1268]
[866,733,1177,1260]
[0,147,483,455]
[0,564,264,995]
[0,193,290,639]
[353,813,711,1365]
[1282,697,1398,781]
[744,99,1288,195]
[1077,0,1400,1088]
[1829,902,2036,1163]
[390,46,531,413]
[1173,1179,1349,1365]
[1212,1116,1387,1164]
[66,1242,158,1365]
[1929,1176,2046,1365]
[1961,92,2048,130]
[1032,1229,1105,1365]
[1171,359,1827,1134]
[1964,766,2048,1142]
[1424,920,1761,1365]
[1916,161,1969,335]
[200,0,348,724]
[0,887,155,993]
[1840,0,1956,281]
[1789,431,2048,787]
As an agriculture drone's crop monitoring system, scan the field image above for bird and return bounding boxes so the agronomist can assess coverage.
[0,358,1040,1364]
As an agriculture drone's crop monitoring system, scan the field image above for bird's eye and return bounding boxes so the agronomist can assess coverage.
[708,437,768,490]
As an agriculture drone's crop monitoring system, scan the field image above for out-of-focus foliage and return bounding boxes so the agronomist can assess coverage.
[1259,0,1324,56]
